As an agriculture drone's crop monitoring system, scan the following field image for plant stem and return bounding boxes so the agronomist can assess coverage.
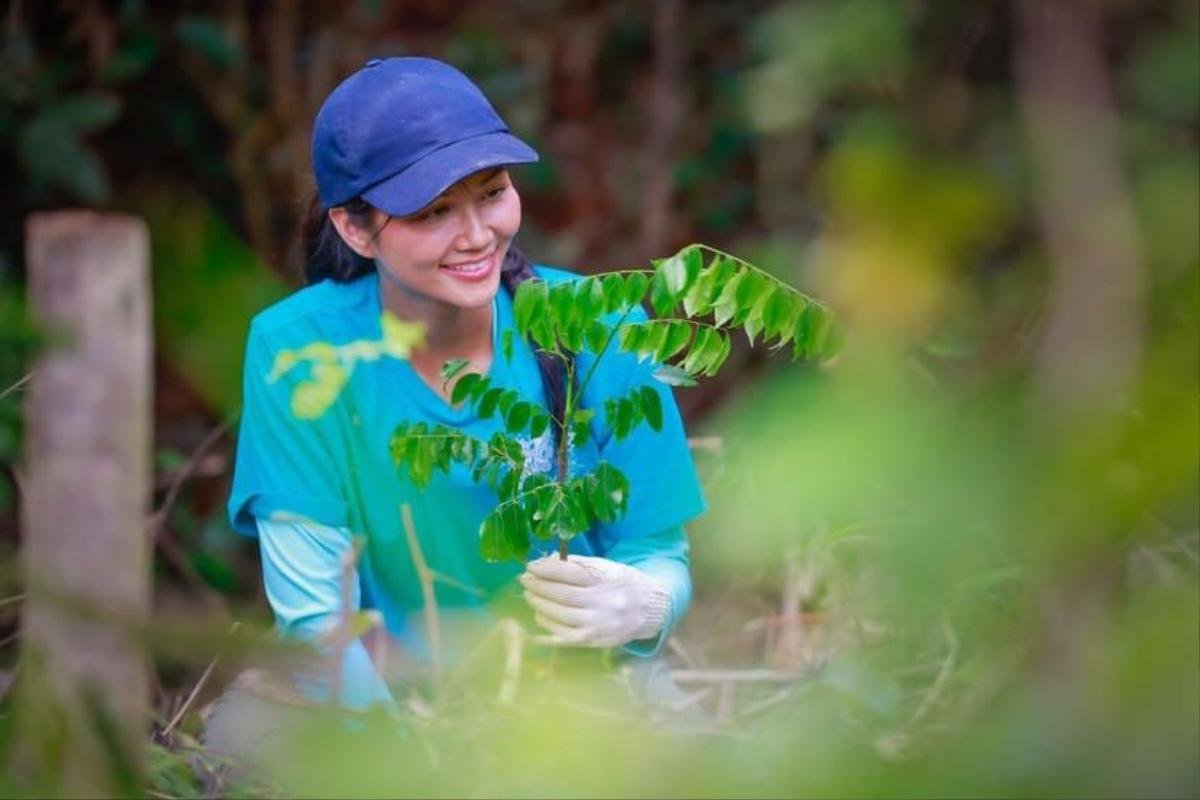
[556,355,575,561]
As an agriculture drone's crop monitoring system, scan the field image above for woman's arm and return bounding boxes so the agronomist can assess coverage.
[257,517,394,710]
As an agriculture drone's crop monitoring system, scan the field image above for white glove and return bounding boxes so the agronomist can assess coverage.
[520,555,671,648]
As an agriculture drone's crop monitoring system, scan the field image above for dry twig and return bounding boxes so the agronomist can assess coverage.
[161,621,242,740]
[401,503,443,686]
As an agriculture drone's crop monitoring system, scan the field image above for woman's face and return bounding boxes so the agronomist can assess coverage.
[334,167,521,312]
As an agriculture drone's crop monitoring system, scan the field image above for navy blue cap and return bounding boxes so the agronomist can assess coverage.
[312,57,539,215]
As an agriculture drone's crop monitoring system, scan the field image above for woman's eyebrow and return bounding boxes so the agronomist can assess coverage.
[470,167,505,185]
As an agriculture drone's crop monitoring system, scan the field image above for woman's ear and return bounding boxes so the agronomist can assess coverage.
[328,208,378,259]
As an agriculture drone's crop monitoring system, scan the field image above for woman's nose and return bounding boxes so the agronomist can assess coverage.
[455,205,492,250]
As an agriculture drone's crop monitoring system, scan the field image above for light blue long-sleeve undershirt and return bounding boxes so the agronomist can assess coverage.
[256,516,692,710]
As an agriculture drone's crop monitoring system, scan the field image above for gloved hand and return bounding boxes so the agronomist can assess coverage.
[519,554,671,648]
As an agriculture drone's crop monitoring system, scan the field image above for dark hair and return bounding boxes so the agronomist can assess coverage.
[301,194,380,284]
[300,192,573,448]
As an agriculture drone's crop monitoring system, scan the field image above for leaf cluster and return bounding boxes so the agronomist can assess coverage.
[389,418,631,563]
[443,366,554,440]
[387,243,838,563]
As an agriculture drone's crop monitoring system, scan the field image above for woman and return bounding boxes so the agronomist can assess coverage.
[225,56,705,711]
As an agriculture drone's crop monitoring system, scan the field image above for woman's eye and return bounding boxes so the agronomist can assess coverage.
[483,185,507,201]
[417,205,450,222]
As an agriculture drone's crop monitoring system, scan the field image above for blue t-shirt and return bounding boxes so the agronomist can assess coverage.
[228,266,706,692]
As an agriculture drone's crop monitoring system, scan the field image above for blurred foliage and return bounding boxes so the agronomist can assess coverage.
[0,0,1196,797]
[139,188,288,414]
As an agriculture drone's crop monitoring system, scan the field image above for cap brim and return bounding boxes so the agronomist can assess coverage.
[361,131,539,217]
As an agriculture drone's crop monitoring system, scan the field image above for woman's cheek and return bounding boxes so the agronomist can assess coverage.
[492,192,522,239]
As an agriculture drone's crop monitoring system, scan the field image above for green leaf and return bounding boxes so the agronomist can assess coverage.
[176,17,242,67]
[612,397,642,440]
[681,245,703,290]
[562,319,585,353]
[590,462,630,521]
[529,312,557,351]
[711,270,744,327]
[617,322,647,355]
[682,264,717,317]
[681,326,715,374]
[501,329,514,362]
[624,272,650,308]
[658,254,687,297]
[42,93,122,133]
[649,270,676,316]
[477,387,503,418]
[794,303,838,360]
[658,321,693,361]
[656,245,701,295]
[602,274,626,313]
[502,503,530,559]
[761,287,794,340]
[497,467,521,501]
[529,407,551,438]
[513,280,549,337]
[639,385,663,431]
[440,358,470,385]
[570,407,595,445]
[18,122,111,203]
[576,277,605,322]
[480,513,505,561]
[450,372,484,406]
[551,284,582,351]
[585,321,610,354]
[652,364,698,387]
[497,390,517,416]
[736,269,771,312]
[703,331,733,377]
[638,321,669,363]
[505,400,532,434]
[769,293,806,349]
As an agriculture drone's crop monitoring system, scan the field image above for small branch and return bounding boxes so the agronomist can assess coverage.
[906,620,959,727]
[687,436,723,454]
[398,431,524,469]
[737,686,795,720]
[715,681,736,724]
[497,618,524,705]
[667,636,699,669]
[573,305,636,405]
[401,503,442,686]
[0,371,33,402]
[161,621,242,740]
[149,419,233,534]
[144,420,233,611]
[328,536,365,707]
[427,570,486,598]
[0,593,26,610]
[670,669,810,684]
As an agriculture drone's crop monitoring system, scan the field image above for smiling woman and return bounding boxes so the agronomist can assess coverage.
[328,166,522,398]
[218,57,705,724]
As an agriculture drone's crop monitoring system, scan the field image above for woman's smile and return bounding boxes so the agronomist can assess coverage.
[439,250,498,281]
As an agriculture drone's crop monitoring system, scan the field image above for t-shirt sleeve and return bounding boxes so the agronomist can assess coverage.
[227,322,351,536]
[258,517,394,710]
[589,305,708,544]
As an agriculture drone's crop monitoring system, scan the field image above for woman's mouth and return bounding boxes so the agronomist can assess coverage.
[439,252,496,282]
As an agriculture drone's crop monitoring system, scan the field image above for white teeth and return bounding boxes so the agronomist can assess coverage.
[443,255,491,273]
